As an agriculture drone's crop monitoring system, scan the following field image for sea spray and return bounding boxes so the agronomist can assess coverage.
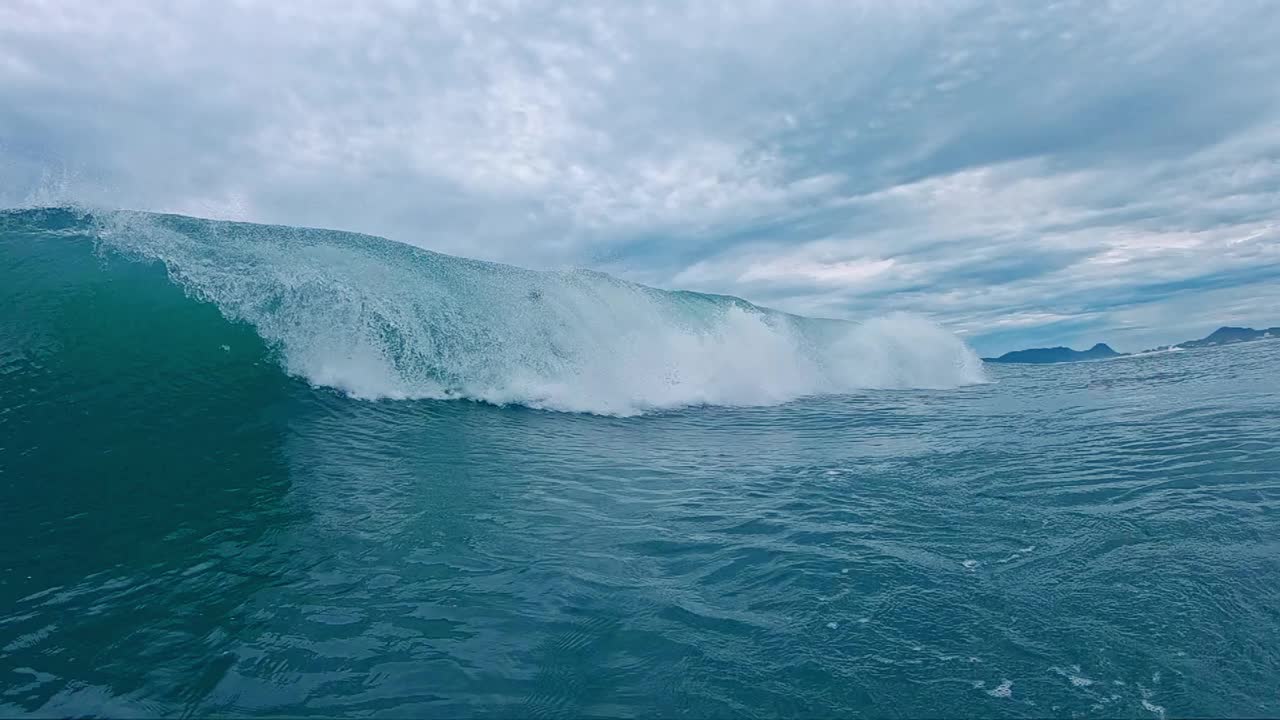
[17,207,985,414]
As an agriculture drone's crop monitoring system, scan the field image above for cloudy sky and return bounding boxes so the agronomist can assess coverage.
[3,0,1278,355]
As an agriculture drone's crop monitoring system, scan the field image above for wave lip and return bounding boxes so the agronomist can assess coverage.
[62,208,985,415]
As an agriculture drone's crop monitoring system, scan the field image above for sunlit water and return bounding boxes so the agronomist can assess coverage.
[3,210,1279,717]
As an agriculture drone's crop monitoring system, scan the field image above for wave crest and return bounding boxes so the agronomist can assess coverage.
[84,209,984,415]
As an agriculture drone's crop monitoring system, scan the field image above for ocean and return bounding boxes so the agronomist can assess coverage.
[3,208,1278,717]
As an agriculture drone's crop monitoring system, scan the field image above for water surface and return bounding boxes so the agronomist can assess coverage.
[3,210,1278,717]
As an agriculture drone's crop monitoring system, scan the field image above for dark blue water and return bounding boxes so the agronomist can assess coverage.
[3,210,1279,717]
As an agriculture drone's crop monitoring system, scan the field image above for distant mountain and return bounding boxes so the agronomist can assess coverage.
[985,325,1279,364]
[1172,326,1280,349]
[984,343,1125,364]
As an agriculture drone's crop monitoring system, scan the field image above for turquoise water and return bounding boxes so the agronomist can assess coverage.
[3,208,1278,717]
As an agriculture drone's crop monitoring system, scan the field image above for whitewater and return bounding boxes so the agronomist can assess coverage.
[74,208,983,415]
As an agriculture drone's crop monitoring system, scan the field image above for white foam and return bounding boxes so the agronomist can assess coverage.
[93,210,987,415]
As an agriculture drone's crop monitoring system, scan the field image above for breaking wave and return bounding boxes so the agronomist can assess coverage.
[3,207,984,415]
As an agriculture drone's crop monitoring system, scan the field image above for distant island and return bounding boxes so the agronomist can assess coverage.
[986,343,1123,364]
[984,326,1279,364]
[1146,325,1279,351]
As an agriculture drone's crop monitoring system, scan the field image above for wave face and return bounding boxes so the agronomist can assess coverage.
[3,207,984,414]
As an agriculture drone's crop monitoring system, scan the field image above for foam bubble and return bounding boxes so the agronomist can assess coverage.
[988,680,1013,698]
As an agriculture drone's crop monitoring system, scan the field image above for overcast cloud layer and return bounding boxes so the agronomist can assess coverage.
[3,0,1279,354]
